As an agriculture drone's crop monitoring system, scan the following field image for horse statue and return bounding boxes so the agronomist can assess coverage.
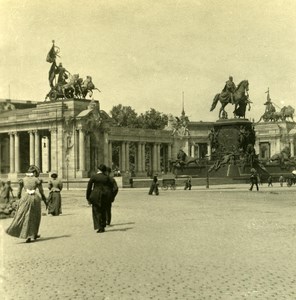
[170,149,199,173]
[281,105,295,122]
[270,146,291,164]
[164,114,189,136]
[62,74,81,98]
[210,80,249,119]
[80,76,101,98]
[257,105,295,123]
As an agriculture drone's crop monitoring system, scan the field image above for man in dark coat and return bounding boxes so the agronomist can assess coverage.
[105,167,119,226]
[86,164,113,233]
[148,174,159,195]
[249,168,259,191]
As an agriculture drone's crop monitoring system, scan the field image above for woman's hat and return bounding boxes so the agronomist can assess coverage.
[27,165,40,176]
[51,171,58,177]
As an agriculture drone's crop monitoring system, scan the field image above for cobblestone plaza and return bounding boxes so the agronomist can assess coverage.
[1,185,296,299]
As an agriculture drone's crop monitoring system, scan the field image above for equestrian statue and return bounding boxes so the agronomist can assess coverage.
[210,76,251,119]
[170,149,199,173]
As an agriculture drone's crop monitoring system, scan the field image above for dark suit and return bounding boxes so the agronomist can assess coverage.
[106,177,119,225]
[86,172,113,231]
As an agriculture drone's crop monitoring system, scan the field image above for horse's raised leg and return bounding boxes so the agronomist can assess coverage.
[219,107,223,119]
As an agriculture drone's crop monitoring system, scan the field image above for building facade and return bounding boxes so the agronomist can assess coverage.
[1,98,296,180]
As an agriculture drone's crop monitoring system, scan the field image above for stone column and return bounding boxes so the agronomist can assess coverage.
[14,132,20,173]
[9,132,15,173]
[49,129,58,172]
[125,142,130,172]
[103,132,109,166]
[121,142,126,172]
[29,131,35,165]
[167,144,172,172]
[207,143,211,160]
[191,145,195,157]
[156,143,161,172]
[141,143,146,173]
[137,142,142,172]
[79,129,85,171]
[108,141,113,168]
[152,143,157,173]
[34,130,40,168]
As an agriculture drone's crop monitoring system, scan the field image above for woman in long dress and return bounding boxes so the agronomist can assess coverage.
[6,165,47,243]
[47,172,63,216]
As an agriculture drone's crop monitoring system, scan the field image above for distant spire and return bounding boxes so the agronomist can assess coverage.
[181,91,185,116]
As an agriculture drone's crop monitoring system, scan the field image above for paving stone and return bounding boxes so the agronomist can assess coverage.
[1,186,296,299]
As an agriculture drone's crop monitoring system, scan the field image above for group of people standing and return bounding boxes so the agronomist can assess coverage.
[5,165,63,243]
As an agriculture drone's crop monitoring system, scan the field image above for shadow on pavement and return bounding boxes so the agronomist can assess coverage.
[111,222,135,226]
[106,227,133,232]
[33,234,72,242]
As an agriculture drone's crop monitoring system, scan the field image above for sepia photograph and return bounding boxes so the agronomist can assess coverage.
[1,0,296,299]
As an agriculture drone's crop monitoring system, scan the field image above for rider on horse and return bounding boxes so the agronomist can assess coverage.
[222,76,236,105]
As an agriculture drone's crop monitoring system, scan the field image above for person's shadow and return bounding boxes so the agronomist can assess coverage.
[107,227,133,232]
[19,234,71,244]
[111,222,135,226]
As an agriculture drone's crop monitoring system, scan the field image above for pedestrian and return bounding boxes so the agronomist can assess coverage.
[267,176,273,187]
[86,164,113,233]
[47,171,63,216]
[0,180,13,204]
[184,176,192,190]
[279,175,284,187]
[129,177,134,188]
[105,167,119,226]
[6,165,47,243]
[249,168,259,191]
[148,174,159,195]
[257,173,262,186]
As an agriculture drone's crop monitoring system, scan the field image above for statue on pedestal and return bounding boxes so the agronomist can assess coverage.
[210,78,250,119]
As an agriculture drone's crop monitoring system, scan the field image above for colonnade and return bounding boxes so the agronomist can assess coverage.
[108,141,172,174]
[3,129,173,177]
[5,128,88,175]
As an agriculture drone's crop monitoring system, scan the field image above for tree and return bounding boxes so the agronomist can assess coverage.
[109,105,168,129]
[110,104,139,128]
[138,108,168,130]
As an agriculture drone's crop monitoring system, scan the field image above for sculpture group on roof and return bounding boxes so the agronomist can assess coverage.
[165,113,190,137]
[45,41,100,101]
[257,88,295,122]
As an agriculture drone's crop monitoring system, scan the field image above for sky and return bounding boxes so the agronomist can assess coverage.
[1,0,296,122]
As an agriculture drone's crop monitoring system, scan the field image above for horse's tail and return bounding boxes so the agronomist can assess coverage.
[210,94,220,111]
